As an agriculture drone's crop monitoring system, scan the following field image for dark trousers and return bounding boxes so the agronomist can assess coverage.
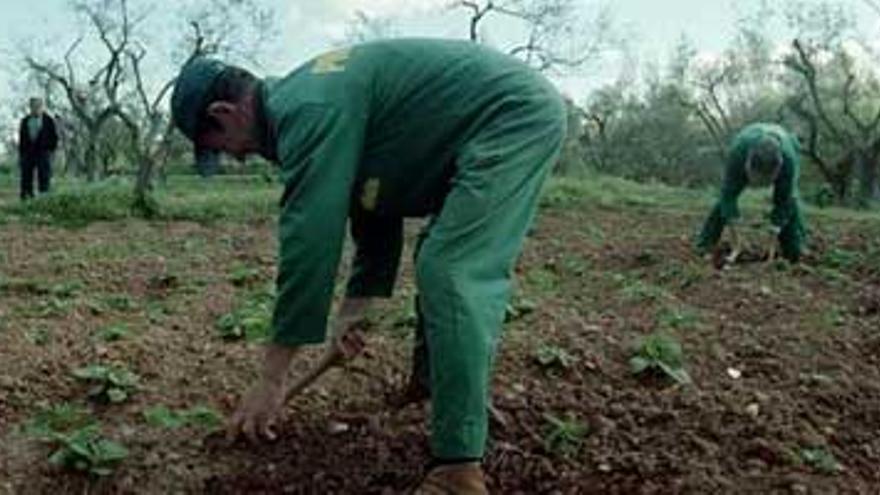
[20,154,52,200]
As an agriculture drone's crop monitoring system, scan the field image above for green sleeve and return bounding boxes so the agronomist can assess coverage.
[345,211,403,298]
[769,140,800,228]
[696,144,748,251]
[271,105,366,346]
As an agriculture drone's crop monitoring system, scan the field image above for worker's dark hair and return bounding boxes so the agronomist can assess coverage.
[746,134,783,183]
[198,66,259,133]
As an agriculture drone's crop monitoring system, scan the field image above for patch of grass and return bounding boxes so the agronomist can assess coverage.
[216,286,273,342]
[820,248,861,270]
[542,413,588,458]
[0,277,51,296]
[1,176,280,227]
[28,297,72,318]
[94,323,131,342]
[71,364,139,404]
[801,447,843,474]
[2,180,137,227]
[619,278,668,303]
[22,402,95,439]
[102,294,138,312]
[142,405,223,431]
[821,305,847,329]
[50,281,84,298]
[657,263,704,289]
[657,306,701,331]
[25,325,53,346]
[630,333,692,384]
[228,264,262,287]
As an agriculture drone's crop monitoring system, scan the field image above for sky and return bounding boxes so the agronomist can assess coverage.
[0,0,878,122]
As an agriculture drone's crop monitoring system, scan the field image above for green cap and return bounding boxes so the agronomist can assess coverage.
[170,57,228,141]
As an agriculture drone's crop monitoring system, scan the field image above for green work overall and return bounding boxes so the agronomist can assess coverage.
[696,123,806,261]
[264,39,567,459]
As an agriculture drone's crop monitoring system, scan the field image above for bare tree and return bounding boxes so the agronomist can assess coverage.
[784,37,880,203]
[451,0,613,73]
[21,0,276,211]
[343,10,398,44]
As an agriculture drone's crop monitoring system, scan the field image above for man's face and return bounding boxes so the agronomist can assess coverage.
[29,98,44,116]
[196,101,255,161]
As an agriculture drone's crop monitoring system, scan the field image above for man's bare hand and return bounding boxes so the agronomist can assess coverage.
[227,344,298,443]
[227,376,287,443]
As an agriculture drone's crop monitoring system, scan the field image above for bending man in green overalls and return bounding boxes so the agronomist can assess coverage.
[696,123,806,263]
[170,39,566,493]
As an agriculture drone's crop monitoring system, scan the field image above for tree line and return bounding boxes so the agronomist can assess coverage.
[3,0,880,209]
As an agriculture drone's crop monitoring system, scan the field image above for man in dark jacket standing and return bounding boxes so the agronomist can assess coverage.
[18,97,59,200]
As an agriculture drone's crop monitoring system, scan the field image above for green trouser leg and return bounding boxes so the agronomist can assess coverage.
[696,201,727,253]
[411,224,431,392]
[778,201,806,262]
[416,97,566,459]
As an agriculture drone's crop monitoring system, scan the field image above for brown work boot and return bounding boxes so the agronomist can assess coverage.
[413,463,488,495]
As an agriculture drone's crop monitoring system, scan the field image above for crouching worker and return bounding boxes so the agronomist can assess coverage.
[170,38,567,494]
[696,123,806,263]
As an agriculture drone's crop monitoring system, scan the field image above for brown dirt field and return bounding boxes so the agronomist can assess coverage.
[2,197,880,494]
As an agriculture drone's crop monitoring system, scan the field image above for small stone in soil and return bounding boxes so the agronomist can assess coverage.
[327,421,350,435]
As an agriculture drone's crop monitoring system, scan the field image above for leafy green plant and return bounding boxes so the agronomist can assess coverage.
[801,448,843,474]
[542,413,588,457]
[630,333,692,384]
[48,425,128,476]
[95,323,130,342]
[143,405,223,431]
[534,344,578,373]
[505,296,538,323]
[72,365,139,403]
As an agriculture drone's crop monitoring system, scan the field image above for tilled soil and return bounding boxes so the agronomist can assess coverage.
[2,199,880,494]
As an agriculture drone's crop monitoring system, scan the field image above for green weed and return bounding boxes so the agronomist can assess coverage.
[142,405,223,431]
[534,344,578,374]
[102,294,138,312]
[630,333,692,384]
[620,279,667,303]
[505,296,538,323]
[542,413,588,458]
[216,286,273,342]
[657,306,701,330]
[72,364,139,403]
[228,264,262,287]
[22,402,95,439]
[25,326,52,346]
[95,323,130,342]
[801,447,843,474]
[47,425,128,476]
